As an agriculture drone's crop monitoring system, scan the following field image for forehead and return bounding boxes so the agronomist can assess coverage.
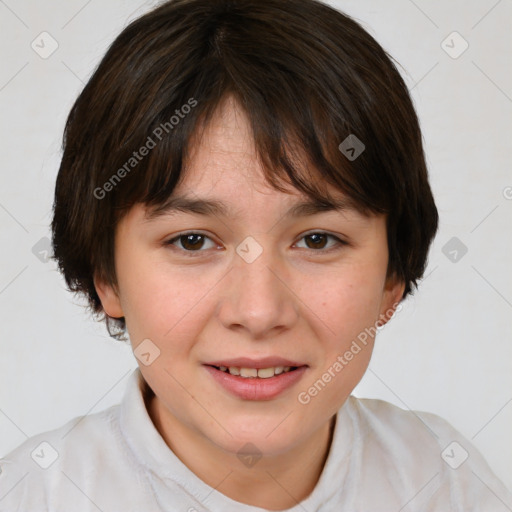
[181,96,261,190]
[171,97,340,204]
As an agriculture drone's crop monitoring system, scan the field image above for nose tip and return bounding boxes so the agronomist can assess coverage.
[216,246,299,338]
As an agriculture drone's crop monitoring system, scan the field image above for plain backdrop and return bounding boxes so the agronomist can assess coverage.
[1,0,511,493]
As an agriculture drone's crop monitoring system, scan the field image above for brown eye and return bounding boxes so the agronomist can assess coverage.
[180,234,205,250]
[304,233,329,249]
[295,232,346,252]
[166,232,217,252]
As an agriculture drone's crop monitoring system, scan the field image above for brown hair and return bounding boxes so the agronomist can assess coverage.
[51,0,439,340]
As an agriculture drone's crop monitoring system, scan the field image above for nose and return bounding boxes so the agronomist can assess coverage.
[216,244,299,339]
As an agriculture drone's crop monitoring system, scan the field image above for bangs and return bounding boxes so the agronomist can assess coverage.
[96,3,396,223]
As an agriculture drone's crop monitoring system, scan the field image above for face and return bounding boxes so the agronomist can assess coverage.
[95,96,404,460]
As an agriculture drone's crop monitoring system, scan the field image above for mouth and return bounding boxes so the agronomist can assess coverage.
[205,364,303,379]
[203,363,309,401]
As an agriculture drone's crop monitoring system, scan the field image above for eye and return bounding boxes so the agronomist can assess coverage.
[164,230,347,256]
[294,232,346,252]
[165,232,218,253]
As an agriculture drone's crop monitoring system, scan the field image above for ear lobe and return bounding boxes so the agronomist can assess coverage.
[377,277,405,328]
[93,274,124,318]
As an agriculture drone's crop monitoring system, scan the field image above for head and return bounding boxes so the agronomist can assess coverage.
[51,0,438,457]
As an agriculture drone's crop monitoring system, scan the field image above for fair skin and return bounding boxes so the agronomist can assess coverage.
[95,96,405,510]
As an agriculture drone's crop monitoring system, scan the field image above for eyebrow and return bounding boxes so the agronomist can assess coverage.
[143,194,361,222]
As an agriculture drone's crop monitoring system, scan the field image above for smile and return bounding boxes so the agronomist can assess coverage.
[213,365,297,378]
[203,364,308,401]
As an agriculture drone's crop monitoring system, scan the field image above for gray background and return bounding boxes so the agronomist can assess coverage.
[1,0,511,492]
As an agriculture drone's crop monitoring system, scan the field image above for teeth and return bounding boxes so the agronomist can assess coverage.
[217,365,296,378]
[239,367,258,378]
[256,367,275,379]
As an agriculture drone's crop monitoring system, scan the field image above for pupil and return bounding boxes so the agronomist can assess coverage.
[306,234,327,249]
[182,234,203,250]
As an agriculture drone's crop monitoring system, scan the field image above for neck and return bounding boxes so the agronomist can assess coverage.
[146,392,336,510]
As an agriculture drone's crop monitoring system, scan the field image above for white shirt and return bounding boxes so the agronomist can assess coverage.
[1,369,511,511]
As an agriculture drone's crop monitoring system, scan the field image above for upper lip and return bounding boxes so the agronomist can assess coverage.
[204,357,308,369]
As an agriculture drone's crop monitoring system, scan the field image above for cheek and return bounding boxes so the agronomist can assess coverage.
[118,257,217,347]
[318,264,385,343]
[305,272,383,407]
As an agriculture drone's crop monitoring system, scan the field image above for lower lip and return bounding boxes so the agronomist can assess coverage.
[203,365,308,401]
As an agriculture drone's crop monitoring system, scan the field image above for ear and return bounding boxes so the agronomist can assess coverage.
[93,274,124,318]
[376,275,405,328]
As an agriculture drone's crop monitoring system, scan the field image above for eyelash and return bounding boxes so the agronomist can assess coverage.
[164,231,347,256]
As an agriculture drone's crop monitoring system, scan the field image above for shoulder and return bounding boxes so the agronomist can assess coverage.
[1,403,120,468]
[347,394,462,447]
[0,405,129,511]
[342,396,512,511]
